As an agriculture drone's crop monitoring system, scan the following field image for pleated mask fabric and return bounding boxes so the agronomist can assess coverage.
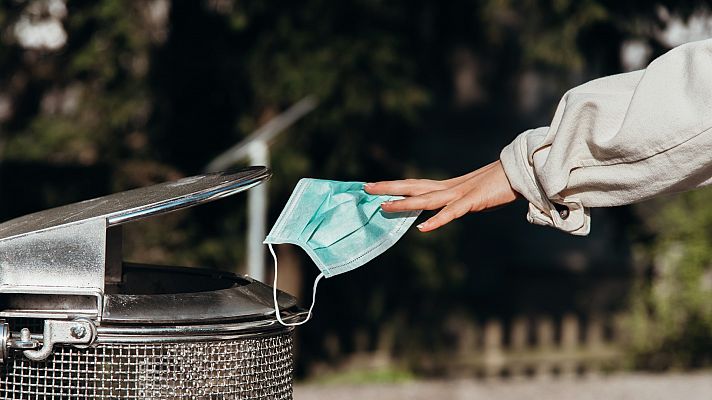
[264,178,420,325]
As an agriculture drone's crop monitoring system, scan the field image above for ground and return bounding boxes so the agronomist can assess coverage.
[295,372,712,400]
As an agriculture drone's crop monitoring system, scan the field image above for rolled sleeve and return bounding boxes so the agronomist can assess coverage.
[500,128,590,235]
[500,38,712,236]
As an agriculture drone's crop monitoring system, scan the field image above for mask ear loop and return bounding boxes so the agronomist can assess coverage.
[269,243,324,326]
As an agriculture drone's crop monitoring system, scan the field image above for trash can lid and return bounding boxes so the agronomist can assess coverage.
[0,167,277,321]
[0,166,270,240]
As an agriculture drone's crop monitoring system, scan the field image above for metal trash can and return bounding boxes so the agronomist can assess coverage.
[0,166,303,399]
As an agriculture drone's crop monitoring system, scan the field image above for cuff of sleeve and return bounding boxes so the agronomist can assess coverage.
[500,128,591,236]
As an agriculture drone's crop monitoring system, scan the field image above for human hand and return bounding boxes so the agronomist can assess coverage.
[364,160,519,232]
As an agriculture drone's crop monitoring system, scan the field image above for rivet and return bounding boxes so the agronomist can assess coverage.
[70,325,87,339]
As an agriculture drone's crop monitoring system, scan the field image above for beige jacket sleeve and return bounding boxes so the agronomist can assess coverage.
[500,38,712,236]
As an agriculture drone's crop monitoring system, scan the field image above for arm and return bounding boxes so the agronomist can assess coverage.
[367,39,712,234]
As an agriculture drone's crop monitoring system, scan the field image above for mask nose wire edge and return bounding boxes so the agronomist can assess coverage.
[269,243,324,326]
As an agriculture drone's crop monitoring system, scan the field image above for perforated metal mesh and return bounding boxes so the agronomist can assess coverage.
[1,332,293,400]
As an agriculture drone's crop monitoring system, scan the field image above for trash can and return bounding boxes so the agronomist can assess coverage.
[0,166,303,399]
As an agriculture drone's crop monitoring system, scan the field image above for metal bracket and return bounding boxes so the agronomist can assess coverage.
[8,328,39,350]
[21,319,97,361]
[1,320,40,363]
[0,218,108,320]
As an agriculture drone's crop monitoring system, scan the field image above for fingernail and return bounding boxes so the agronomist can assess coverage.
[364,183,374,188]
[416,223,425,230]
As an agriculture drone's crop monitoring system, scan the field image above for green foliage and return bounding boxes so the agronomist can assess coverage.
[628,187,712,369]
[3,0,154,165]
[481,0,609,70]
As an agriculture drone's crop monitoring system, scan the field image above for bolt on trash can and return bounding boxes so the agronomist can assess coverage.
[0,166,304,399]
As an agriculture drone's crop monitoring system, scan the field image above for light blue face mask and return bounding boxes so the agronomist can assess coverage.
[264,178,420,326]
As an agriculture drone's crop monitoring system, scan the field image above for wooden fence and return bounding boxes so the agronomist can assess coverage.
[432,313,626,378]
[313,313,628,379]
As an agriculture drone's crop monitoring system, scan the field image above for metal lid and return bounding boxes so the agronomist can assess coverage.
[0,166,270,241]
[0,167,278,321]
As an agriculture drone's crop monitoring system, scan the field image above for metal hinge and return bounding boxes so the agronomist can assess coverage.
[1,318,96,362]
[0,321,8,362]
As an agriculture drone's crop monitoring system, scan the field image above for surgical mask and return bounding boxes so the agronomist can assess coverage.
[264,178,420,326]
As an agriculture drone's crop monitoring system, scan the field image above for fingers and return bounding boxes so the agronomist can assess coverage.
[364,179,445,196]
[416,197,472,232]
[439,161,500,187]
[368,160,518,232]
[381,188,459,212]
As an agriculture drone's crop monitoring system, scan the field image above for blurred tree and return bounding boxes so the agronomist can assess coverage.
[629,187,712,369]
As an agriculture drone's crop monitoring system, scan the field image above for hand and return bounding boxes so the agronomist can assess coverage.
[364,160,519,232]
